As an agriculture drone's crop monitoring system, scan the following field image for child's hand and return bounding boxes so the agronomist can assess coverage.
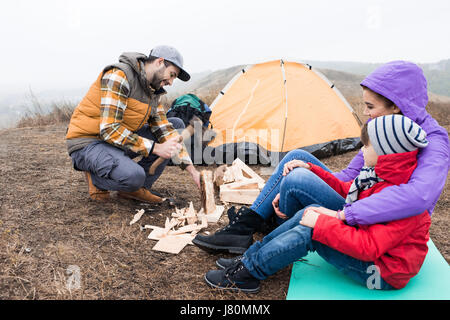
[272,193,287,219]
[309,206,339,219]
[300,208,320,228]
[282,160,311,176]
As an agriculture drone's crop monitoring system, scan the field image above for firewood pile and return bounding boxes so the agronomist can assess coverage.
[144,202,209,254]
[128,158,265,254]
[214,158,266,205]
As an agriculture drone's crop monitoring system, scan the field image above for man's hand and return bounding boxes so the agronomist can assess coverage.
[186,164,201,189]
[272,193,287,219]
[153,137,182,159]
[282,160,311,176]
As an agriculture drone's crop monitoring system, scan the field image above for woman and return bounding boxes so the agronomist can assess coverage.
[193,60,449,254]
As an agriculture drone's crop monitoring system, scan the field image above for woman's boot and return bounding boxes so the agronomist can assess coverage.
[192,206,265,254]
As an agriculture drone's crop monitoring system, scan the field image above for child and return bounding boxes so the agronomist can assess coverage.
[204,114,431,293]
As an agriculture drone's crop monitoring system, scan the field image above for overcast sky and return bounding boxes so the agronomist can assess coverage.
[1,0,449,93]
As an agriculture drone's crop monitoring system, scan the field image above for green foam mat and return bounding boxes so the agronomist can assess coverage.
[287,240,450,300]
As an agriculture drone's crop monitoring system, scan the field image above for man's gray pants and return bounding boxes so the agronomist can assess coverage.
[69,117,185,192]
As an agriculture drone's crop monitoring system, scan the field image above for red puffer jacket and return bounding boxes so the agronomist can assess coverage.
[308,150,431,289]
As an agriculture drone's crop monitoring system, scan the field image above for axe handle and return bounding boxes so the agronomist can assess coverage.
[148,156,166,176]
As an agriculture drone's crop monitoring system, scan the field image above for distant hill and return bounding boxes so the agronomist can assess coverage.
[0,86,88,128]
[167,59,450,103]
[164,62,381,108]
[302,59,450,97]
[165,65,245,104]
[164,61,449,127]
[1,59,448,129]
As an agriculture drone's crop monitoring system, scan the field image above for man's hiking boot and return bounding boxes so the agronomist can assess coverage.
[192,206,264,254]
[118,188,163,203]
[204,261,260,293]
[84,172,110,201]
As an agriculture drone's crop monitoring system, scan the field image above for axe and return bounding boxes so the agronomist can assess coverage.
[148,115,203,175]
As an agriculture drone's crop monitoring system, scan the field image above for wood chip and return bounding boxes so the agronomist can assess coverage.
[201,205,224,224]
[152,236,191,254]
[129,209,145,225]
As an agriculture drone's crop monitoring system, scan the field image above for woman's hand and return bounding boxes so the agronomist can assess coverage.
[282,160,311,176]
[272,193,287,219]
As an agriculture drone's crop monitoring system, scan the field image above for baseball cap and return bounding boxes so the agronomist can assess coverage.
[149,45,190,81]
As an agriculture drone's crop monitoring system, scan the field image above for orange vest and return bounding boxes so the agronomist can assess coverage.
[66,53,164,140]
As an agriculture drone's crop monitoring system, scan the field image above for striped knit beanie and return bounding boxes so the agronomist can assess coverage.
[367,114,428,155]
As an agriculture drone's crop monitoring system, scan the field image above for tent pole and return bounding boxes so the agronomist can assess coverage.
[280,60,289,152]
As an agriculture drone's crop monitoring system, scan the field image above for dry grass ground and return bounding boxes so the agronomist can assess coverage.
[0,124,448,300]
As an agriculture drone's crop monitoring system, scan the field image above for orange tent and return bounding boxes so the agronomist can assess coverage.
[207,60,362,164]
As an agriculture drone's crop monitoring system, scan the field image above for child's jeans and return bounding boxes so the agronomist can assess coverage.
[243,164,395,289]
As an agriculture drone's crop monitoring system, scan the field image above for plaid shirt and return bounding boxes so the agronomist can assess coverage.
[100,68,192,166]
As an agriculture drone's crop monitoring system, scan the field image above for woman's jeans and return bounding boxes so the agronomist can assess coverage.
[244,149,394,290]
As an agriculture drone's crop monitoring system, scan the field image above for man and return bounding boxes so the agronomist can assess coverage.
[66,45,200,203]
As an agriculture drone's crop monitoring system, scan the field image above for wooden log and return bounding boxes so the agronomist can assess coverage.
[219,188,260,205]
[222,167,234,183]
[213,164,228,187]
[220,178,260,190]
[168,223,203,236]
[232,158,265,187]
[222,165,242,183]
[200,170,216,214]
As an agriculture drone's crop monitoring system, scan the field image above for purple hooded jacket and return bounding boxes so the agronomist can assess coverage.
[333,61,450,226]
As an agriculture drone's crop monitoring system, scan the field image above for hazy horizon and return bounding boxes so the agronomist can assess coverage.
[1,0,449,93]
[2,57,449,97]
[1,0,449,128]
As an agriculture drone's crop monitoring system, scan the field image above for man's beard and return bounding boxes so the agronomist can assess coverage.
[149,68,165,90]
